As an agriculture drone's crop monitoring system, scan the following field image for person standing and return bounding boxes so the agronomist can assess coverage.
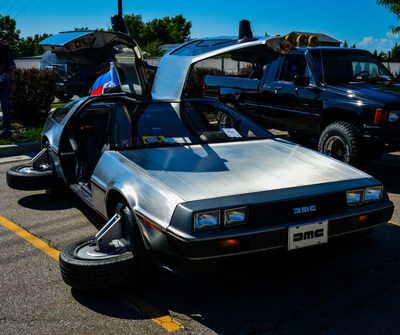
[0,28,16,139]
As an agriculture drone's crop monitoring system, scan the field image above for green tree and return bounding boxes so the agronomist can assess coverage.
[0,15,20,51]
[124,14,191,57]
[391,43,400,61]
[343,40,349,48]
[124,14,146,44]
[377,0,400,33]
[18,33,52,57]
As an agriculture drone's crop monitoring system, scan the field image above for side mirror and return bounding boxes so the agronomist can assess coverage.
[293,75,310,87]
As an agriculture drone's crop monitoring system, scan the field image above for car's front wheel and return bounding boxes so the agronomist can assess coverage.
[59,236,136,290]
[318,122,362,165]
[59,202,148,290]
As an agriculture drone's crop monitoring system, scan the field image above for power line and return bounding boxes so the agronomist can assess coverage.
[0,0,12,13]
[14,0,36,19]
[6,0,21,15]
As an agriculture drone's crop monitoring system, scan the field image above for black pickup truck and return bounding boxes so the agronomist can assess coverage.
[204,46,400,164]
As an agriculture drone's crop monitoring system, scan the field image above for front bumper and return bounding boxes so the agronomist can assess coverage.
[364,124,400,148]
[148,203,394,277]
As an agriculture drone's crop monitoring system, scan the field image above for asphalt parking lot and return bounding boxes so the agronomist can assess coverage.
[0,142,400,335]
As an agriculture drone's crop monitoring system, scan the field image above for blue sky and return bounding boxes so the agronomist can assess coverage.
[2,0,400,52]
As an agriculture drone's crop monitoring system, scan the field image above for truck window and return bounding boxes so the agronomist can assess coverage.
[279,54,307,82]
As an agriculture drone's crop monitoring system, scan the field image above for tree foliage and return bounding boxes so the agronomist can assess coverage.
[1,13,191,58]
[124,14,191,57]
[18,34,52,57]
[377,0,400,33]
[0,15,20,51]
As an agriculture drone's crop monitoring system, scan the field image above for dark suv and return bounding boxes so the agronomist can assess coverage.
[40,50,99,101]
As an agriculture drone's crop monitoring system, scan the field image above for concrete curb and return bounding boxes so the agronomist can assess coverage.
[0,141,41,158]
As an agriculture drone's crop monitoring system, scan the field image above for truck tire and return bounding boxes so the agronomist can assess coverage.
[318,122,362,165]
[55,93,73,102]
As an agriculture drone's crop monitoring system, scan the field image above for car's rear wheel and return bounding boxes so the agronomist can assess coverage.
[6,163,56,190]
[59,202,148,290]
[318,122,362,165]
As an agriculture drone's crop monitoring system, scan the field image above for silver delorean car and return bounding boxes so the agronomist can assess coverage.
[6,24,394,289]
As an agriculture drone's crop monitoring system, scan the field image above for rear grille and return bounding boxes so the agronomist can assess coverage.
[248,192,347,227]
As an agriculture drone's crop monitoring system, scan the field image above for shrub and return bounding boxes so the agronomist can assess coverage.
[11,68,59,126]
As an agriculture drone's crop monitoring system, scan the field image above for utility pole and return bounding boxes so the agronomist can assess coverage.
[111,0,129,34]
[118,0,123,15]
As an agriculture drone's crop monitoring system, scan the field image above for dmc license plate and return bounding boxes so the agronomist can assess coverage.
[288,220,328,250]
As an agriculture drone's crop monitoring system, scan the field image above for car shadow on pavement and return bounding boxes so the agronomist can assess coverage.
[17,191,105,229]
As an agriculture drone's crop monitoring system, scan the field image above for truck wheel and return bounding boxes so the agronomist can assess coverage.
[55,93,73,102]
[318,122,362,165]
[6,164,56,190]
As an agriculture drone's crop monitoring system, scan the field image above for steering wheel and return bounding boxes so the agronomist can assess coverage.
[354,70,370,79]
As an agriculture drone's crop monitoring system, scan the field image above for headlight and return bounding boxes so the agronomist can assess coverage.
[194,210,220,231]
[347,186,383,206]
[389,111,399,122]
[224,207,248,227]
[364,186,383,203]
[346,189,364,206]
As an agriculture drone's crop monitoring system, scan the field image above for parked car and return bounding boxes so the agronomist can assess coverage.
[7,27,394,290]
[200,22,400,165]
[40,48,99,101]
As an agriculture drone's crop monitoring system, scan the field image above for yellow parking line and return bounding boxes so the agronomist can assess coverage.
[121,295,183,333]
[0,215,60,260]
[0,215,183,333]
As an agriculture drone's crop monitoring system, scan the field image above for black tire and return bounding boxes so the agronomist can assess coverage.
[6,164,56,190]
[318,122,362,165]
[59,202,147,290]
[59,236,136,290]
[55,93,73,102]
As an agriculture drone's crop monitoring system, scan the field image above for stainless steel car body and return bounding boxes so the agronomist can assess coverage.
[24,28,393,277]
[89,136,373,232]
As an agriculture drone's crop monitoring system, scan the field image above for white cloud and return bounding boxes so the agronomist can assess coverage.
[357,32,400,52]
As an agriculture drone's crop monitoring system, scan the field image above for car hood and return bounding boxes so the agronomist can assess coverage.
[40,31,143,63]
[40,30,150,97]
[328,82,400,104]
[120,139,370,202]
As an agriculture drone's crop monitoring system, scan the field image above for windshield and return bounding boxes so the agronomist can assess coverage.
[309,49,394,84]
[112,100,271,149]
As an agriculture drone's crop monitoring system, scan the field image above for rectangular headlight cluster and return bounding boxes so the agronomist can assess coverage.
[194,207,248,231]
[346,186,383,206]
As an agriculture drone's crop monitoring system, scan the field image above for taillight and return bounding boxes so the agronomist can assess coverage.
[374,108,389,124]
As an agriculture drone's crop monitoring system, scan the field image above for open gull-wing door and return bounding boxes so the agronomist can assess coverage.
[40,31,151,97]
[152,20,293,100]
